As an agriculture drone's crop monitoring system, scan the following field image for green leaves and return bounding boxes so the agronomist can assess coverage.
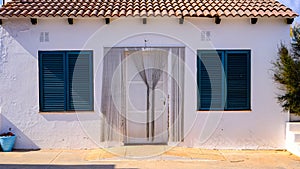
[273,26,300,115]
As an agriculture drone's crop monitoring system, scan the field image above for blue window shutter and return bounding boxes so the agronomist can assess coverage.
[67,51,93,111]
[39,52,66,111]
[225,51,250,110]
[197,54,202,110]
[198,51,224,110]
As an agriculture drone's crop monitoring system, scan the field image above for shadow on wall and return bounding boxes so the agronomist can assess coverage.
[1,21,38,59]
[0,115,39,150]
[1,19,103,59]
[0,165,126,169]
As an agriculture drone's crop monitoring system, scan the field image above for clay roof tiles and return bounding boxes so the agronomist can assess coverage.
[0,0,298,18]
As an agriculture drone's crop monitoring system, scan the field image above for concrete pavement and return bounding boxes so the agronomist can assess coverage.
[0,146,299,168]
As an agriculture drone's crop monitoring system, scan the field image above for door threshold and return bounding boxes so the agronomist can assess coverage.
[124,143,168,146]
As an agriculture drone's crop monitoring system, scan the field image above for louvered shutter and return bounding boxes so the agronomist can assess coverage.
[226,51,250,110]
[198,51,224,110]
[39,52,66,111]
[67,51,93,111]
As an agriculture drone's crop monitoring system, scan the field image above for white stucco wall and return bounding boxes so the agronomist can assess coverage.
[0,17,290,149]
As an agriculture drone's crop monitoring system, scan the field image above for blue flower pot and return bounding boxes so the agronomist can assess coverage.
[0,135,16,152]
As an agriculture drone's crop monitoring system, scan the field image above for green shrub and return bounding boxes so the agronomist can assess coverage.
[273,25,300,115]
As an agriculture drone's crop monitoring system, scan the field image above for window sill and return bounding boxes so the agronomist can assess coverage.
[39,111,95,114]
[197,109,252,113]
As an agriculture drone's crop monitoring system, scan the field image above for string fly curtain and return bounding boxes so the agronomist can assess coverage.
[131,49,168,141]
[101,47,185,143]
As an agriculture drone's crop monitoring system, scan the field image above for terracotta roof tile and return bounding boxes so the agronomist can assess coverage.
[0,0,298,18]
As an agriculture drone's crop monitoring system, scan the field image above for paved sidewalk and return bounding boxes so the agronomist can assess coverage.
[0,146,299,168]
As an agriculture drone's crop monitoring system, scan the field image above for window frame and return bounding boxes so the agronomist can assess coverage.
[38,50,94,112]
[197,49,251,111]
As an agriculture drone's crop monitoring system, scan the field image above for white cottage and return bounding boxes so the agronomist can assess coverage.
[0,0,298,149]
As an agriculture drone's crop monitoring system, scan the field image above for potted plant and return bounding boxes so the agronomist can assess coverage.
[0,128,16,152]
[273,25,300,121]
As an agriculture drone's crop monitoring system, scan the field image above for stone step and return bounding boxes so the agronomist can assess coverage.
[286,131,300,143]
[286,142,300,157]
[295,133,300,143]
[286,122,300,157]
[286,122,300,132]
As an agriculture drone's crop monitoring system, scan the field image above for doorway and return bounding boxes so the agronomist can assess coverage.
[101,47,185,145]
[124,49,169,144]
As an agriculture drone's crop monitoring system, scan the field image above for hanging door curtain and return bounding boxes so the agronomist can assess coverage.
[130,49,168,141]
[101,48,126,143]
[101,47,185,143]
